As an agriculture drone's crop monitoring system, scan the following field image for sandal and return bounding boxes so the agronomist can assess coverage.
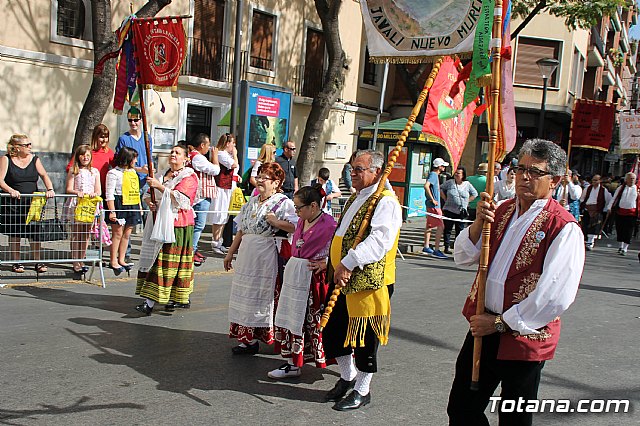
[35,263,48,273]
[12,264,25,273]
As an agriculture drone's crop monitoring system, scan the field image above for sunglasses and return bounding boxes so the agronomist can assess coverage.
[285,146,296,151]
[128,118,140,123]
[515,165,551,179]
[16,143,32,147]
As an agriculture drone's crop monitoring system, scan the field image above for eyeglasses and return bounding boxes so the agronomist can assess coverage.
[128,118,140,123]
[515,165,551,179]
[294,204,309,212]
[255,175,274,181]
[285,146,296,151]
[351,166,375,173]
[16,143,32,147]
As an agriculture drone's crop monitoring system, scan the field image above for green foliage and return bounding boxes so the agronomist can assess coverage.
[609,47,624,67]
[512,0,629,30]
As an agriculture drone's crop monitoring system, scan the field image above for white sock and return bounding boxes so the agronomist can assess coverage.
[145,299,155,308]
[336,354,356,381]
[622,243,629,251]
[587,235,596,244]
[620,242,625,249]
[354,370,373,396]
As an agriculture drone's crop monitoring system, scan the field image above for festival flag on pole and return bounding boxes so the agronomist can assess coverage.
[570,99,616,152]
[132,18,187,90]
[110,16,138,113]
[496,0,516,161]
[358,0,484,63]
[619,112,640,155]
[423,57,476,170]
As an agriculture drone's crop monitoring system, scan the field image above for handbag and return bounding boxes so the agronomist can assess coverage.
[32,199,68,242]
[150,188,177,244]
[455,182,469,219]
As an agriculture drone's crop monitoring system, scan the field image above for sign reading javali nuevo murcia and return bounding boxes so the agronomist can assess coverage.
[619,113,640,155]
[360,0,482,62]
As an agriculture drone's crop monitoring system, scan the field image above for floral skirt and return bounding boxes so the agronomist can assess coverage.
[274,271,329,368]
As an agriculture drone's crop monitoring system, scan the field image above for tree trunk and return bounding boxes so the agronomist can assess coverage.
[72,0,172,152]
[297,0,347,185]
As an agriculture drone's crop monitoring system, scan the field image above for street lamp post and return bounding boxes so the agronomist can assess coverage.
[536,58,559,138]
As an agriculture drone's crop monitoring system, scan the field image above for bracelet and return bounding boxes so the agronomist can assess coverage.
[46,188,54,191]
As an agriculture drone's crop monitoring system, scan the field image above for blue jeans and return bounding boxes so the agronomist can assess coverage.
[192,198,211,252]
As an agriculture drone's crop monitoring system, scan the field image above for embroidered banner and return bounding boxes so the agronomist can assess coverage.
[132,18,187,90]
[570,99,616,152]
[619,113,640,155]
[359,0,482,63]
[423,56,476,170]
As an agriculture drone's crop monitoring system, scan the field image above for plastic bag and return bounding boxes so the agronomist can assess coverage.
[75,196,103,223]
[229,187,246,213]
[25,193,46,224]
[150,189,176,244]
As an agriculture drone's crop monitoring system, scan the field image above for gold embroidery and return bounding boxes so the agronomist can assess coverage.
[512,272,542,303]
[468,279,478,302]
[522,327,552,341]
[514,210,551,271]
[495,203,516,237]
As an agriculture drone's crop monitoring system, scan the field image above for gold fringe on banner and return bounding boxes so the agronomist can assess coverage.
[370,52,473,64]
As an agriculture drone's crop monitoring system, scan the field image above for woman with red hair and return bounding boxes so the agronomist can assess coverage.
[224,162,297,354]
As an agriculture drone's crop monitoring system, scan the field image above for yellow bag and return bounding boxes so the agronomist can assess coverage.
[25,193,46,224]
[228,187,246,213]
[75,195,103,223]
[122,169,141,205]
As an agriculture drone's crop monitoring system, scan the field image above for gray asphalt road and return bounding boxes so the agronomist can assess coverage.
[0,238,638,425]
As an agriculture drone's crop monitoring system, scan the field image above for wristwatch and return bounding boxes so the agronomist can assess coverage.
[494,315,507,333]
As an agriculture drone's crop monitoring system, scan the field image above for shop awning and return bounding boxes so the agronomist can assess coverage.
[217,108,239,127]
[358,118,440,143]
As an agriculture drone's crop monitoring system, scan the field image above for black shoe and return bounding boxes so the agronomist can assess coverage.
[444,247,452,254]
[81,266,90,273]
[324,378,356,402]
[110,265,124,276]
[332,390,371,411]
[164,301,176,312]
[135,302,153,316]
[231,342,259,355]
[174,301,191,309]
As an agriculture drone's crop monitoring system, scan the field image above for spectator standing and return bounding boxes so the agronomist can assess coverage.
[553,169,582,220]
[422,157,449,259]
[115,107,153,189]
[494,166,517,202]
[467,163,488,220]
[188,134,220,265]
[341,157,356,194]
[249,143,276,193]
[0,134,56,274]
[275,141,298,199]
[441,166,477,254]
[210,133,239,254]
[311,167,342,214]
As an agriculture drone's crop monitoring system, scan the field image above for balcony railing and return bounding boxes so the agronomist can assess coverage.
[590,28,605,58]
[293,64,326,98]
[181,38,247,83]
[249,55,273,71]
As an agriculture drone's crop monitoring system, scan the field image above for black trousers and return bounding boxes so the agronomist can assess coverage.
[443,210,466,248]
[447,331,545,426]
[615,214,636,244]
[322,284,394,373]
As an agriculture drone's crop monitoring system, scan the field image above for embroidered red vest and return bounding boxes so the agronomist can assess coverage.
[215,163,233,189]
[580,185,605,212]
[462,198,577,361]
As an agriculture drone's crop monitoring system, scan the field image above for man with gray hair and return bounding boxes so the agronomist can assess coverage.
[448,139,585,425]
[606,172,639,256]
[322,149,402,411]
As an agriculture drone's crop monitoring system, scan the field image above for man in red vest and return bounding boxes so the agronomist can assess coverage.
[579,174,612,250]
[447,139,585,426]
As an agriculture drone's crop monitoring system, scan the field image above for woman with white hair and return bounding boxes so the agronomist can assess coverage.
[607,172,639,256]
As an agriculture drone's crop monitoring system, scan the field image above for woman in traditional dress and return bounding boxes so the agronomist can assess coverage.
[224,162,297,354]
[135,144,198,315]
[209,133,239,254]
[268,184,337,379]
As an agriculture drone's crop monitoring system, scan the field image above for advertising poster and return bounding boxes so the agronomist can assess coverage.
[239,82,293,171]
[619,113,640,155]
[407,186,427,218]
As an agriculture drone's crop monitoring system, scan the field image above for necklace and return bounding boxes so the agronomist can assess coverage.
[259,193,274,203]
[298,211,322,246]
[308,211,322,224]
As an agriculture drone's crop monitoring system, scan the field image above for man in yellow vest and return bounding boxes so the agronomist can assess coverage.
[322,149,402,411]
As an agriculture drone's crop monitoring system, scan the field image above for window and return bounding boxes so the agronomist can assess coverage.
[363,48,378,86]
[569,48,585,96]
[303,28,326,98]
[51,0,93,48]
[250,10,275,70]
[186,104,213,144]
[514,37,562,87]
[189,0,226,81]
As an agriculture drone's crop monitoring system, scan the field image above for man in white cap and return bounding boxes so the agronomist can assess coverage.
[423,157,449,259]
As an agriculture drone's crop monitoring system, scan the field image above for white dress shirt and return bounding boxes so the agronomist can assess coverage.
[606,185,639,210]
[454,198,585,335]
[336,182,402,272]
[553,182,582,210]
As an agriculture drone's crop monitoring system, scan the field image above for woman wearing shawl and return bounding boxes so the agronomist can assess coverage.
[135,144,198,315]
[268,184,337,379]
[224,162,297,355]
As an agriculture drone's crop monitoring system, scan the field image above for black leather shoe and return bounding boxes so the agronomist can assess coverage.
[231,342,259,355]
[164,301,176,312]
[324,378,356,402]
[135,302,153,316]
[332,390,371,411]
[174,301,191,309]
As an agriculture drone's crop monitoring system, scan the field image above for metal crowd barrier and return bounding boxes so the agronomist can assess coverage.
[0,193,105,287]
